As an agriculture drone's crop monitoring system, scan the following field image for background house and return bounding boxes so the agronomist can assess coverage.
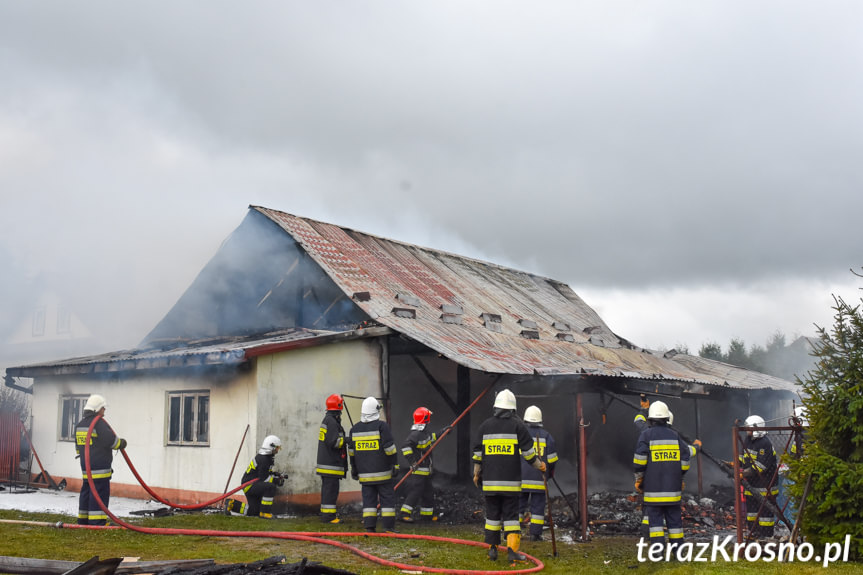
[4,205,799,509]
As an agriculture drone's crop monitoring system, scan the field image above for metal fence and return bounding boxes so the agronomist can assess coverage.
[732,417,807,543]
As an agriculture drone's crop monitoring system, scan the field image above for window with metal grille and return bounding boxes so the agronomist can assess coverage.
[59,395,88,441]
[167,391,210,446]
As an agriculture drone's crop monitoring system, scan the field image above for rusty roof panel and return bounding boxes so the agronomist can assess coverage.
[253,206,798,392]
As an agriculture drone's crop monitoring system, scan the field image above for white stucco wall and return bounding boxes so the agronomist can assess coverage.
[29,367,256,499]
[254,338,383,497]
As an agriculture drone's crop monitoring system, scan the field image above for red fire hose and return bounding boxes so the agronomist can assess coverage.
[81,415,545,574]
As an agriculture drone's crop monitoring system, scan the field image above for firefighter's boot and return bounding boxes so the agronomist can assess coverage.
[224,499,246,516]
[487,544,498,561]
[506,533,528,563]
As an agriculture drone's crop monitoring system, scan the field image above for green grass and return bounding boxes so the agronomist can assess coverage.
[1,509,861,574]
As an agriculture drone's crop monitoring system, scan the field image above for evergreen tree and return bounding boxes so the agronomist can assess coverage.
[789,292,863,557]
[726,338,749,368]
[698,342,724,361]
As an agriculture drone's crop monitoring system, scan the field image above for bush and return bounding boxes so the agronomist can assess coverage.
[790,292,863,558]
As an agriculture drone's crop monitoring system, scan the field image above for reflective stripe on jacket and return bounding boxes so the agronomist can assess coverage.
[316,410,348,477]
[75,415,118,476]
[520,426,558,491]
[349,419,398,484]
[472,412,536,494]
[633,423,689,505]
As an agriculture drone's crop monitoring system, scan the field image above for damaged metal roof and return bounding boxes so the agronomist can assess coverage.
[5,326,393,378]
[253,206,798,393]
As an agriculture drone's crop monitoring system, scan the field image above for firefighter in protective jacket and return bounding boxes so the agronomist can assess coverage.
[75,394,126,525]
[739,414,778,539]
[473,389,545,563]
[634,403,700,537]
[225,435,284,518]
[316,394,348,523]
[519,405,558,541]
[633,401,690,552]
[348,396,399,532]
[399,406,442,522]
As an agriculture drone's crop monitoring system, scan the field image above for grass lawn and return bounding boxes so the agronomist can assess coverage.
[0,509,861,574]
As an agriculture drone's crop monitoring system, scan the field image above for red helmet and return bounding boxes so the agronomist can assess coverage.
[413,407,432,425]
[326,394,344,410]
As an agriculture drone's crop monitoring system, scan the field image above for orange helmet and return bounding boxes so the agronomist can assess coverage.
[326,394,344,410]
[413,407,432,425]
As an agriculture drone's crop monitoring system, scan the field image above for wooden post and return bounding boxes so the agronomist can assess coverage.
[577,393,589,541]
[457,365,471,481]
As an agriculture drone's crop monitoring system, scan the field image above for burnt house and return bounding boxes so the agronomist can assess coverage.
[4,205,798,510]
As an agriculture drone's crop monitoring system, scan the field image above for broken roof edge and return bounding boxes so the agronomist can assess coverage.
[250,205,566,285]
[5,326,394,379]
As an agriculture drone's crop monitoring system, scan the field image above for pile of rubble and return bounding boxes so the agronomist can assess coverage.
[423,475,741,540]
[580,488,739,539]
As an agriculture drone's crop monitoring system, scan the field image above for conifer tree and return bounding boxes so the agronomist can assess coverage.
[790,289,863,557]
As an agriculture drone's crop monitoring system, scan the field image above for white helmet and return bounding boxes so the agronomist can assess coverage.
[648,400,671,421]
[794,406,809,427]
[524,405,542,424]
[84,394,106,413]
[361,396,382,416]
[744,415,767,438]
[493,389,517,411]
[259,435,282,455]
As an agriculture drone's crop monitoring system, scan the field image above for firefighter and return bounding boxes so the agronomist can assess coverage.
[316,394,348,523]
[225,435,285,518]
[633,401,690,554]
[739,414,778,540]
[399,406,441,522]
[633,404,700,538]
[75,394,127,525]
[518,405,558,541]
[348,396,399,533]
[473,389,546,563]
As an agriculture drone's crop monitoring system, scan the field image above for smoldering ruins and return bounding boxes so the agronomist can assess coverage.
[4,206,800,540]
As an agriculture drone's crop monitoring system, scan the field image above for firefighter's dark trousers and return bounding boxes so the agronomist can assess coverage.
[362,481,396,532]
[646,504,683,552]
[400,473,435,519]
[78,475,111,525]
[228,482,276,518]
[519,489,546,538]
[320,475,341,521]
[484,494,520,546]
[745,491,775,539]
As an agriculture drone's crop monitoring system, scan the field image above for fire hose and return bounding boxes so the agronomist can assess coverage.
[79,414,544,574]
[394,376,499,491]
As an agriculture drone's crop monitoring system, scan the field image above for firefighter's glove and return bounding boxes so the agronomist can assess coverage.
[351,468,359,481]
[473,463,482,488]
[274,473,286,487]
[693,439,702,450]
[116,438,127,451]
[532,458,547,473]
[681,481,685,491]
[634,477,644,493]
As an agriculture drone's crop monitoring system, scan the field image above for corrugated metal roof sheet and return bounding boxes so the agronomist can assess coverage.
[253,206,798,393]
[5,327,393,377]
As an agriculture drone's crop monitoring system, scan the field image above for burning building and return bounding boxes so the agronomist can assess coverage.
[3,205,798,516]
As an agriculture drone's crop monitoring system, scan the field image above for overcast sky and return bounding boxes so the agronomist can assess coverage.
[1,2,861,357]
